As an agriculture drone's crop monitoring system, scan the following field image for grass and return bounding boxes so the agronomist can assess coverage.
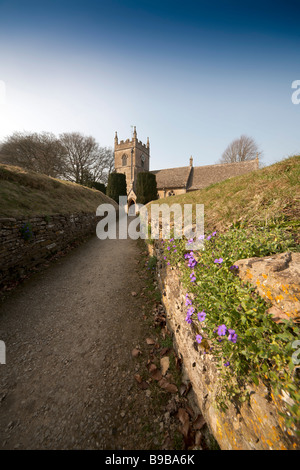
[0,163,118,217]
[147,155,300,239]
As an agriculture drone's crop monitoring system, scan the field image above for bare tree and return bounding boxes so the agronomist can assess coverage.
[59,132,114,185]
[59,132,97,184]
[219,135,263,164]
[0,131,65,177]
[89,146,114,185]
[0,130,114,185]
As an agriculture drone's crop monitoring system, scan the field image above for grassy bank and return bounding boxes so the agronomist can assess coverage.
[148,155,300,240]
[0,164,118,217]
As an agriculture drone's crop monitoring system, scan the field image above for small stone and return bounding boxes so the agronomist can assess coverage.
[132,348,141,358]
[146,338,155,345]
[160,356,170,376]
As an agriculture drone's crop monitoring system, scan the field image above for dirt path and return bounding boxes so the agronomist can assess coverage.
[0,230,181,450]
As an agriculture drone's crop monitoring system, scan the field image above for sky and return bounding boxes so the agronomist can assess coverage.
[0,0,299,170]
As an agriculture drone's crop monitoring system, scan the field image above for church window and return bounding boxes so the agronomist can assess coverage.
[122,154,127,166]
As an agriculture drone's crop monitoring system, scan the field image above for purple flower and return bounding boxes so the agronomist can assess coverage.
[187,307,195,316]
[187,253,197,268]
[163,256,167,260]
[198,234,205,240]
[185,307,194,324]
[228,329,238,343]
[230,265,239,270]
[185,295,192,306]
[190,272,196,282]
[196,334,202,344]
[212,231,217,236]
[185,251,198,268]
[217,324,227,336]
[206,235,211,241]
[214,258,223,264]
[170,237,174,242]
[224,361,230,367]
[167,246,171,251]
[197,310,206,322]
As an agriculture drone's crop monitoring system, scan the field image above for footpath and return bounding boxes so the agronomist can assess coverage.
[0,231,212,450]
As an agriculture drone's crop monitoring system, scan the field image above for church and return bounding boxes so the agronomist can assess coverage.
[114,127,259,208]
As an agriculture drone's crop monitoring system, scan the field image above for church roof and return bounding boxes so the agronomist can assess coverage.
[187,159,259,191]
[151,159,259,191]
[151,166,191,189]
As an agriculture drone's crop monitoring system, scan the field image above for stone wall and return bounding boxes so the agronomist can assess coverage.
[148,240,299,450]
[0,212,100,288]
[235,252,300,323]
[157,188,187,199]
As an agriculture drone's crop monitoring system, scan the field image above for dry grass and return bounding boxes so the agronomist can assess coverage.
[147,155,300,234]
[0,164,118,217]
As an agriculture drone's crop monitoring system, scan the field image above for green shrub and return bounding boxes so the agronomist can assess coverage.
[106,172,127,203]
[136,172,158,205]
[91,181,106,194]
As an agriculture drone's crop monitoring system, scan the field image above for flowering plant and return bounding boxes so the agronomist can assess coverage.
[20,222,33,241]
[162,225,300,428]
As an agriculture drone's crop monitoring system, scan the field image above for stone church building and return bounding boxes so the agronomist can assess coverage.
[114,127,259,207]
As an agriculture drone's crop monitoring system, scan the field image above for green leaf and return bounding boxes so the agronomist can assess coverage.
[251,374,259,386]
[288,360,295,372]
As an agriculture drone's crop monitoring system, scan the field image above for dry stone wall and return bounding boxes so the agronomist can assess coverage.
[0,213,100,287]
[148,241,299,450]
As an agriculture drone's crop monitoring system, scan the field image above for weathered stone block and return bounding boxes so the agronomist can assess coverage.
[235,252,300,322]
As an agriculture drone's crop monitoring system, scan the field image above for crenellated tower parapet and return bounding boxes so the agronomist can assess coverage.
[114,127,150,197]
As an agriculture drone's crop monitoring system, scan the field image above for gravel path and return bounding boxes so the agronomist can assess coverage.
[0,231,180,450]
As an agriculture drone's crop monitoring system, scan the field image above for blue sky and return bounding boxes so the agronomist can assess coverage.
[0,0,299,170]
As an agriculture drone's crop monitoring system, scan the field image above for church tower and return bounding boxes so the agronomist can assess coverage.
[114,126,150,204]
